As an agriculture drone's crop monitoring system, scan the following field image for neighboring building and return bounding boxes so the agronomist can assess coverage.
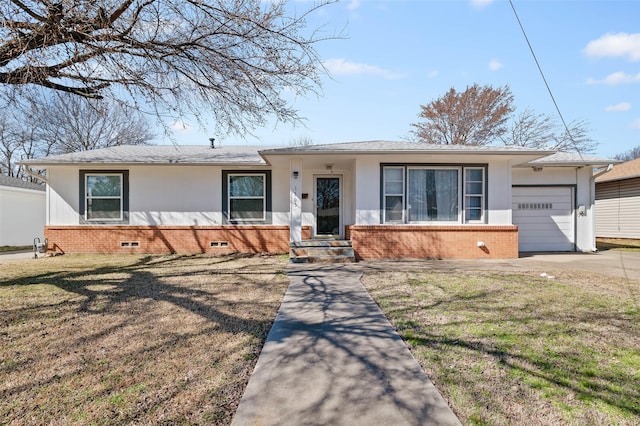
[20,142,615,259]
[0,175,46,246]
[595,157,640,239]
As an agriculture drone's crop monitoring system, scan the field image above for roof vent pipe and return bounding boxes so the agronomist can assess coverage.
[209,138,215,148]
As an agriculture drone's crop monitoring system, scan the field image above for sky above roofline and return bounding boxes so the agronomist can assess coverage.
[162,0,640,159]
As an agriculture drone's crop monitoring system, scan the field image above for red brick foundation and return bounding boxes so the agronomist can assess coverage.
[45,225,312,255]
[345,225,518,259]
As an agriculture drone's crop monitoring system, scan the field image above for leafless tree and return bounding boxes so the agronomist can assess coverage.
[501,111,596,153]
[0,0,337,135]
[615,146,640,162]
[30,93,154,154]
[550,119,597,153]
[411,84,515,145]
[0,93,154,180]
[288,135,315,147]
[500,108,556,149]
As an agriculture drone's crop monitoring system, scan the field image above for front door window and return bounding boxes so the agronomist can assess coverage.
[316,177,340,236]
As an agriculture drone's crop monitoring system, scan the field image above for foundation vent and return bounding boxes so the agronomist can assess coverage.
[210,241,229,248]
[120,241,140,247]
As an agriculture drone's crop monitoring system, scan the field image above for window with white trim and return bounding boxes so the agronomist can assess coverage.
[382,165,486,224]
[464,168,485,223]
[85,173,123,221]
[227,173,266,221]
[383,167,404,222]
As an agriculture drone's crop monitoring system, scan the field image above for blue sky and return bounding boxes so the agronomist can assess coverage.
[169,0,640,158]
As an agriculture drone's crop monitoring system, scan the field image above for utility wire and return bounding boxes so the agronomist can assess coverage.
[508,0,585,161]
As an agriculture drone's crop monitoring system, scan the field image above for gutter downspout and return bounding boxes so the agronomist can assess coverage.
[591,164,614,252]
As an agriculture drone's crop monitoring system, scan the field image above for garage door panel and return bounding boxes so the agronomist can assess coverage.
[512,187,574,252]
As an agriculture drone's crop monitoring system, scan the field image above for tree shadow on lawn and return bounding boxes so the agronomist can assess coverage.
[0,254,289,424]
[375,280,640,423]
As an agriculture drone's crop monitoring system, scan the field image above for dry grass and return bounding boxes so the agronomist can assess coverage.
[362,267,640,426]
[0,254,289,425]
[597,238,640,252]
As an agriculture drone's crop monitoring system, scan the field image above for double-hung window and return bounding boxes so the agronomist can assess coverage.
[383,167,404,222]
[464,168,485,222]
[82,172,128,222]
[382,165,486,224]
[223,171,271,223]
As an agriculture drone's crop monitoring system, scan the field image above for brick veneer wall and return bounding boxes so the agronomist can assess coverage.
[345,225,518,259]
[45,225,312,255]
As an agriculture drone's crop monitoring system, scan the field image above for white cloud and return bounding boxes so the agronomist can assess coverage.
[605,102,631,112]
[347,0,360,11]
[469,0,494,9]
[170,120,192,132]
[488,59,503,71]
[586,71,640,85]
[584,32,640,62]
[322,58,406,80]
[631,119,640,129]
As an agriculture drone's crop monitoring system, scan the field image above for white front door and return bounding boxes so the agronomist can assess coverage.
[315,175,342,237]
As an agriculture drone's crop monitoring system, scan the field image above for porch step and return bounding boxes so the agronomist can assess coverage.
[290,240,356,263]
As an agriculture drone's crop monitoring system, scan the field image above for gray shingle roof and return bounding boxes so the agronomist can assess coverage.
[260,140,553,155]
[0,175,45,191]
[526,152,619,166]
[21,145,268,166]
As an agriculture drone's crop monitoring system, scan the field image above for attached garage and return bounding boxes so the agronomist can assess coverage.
[512,186,575,252]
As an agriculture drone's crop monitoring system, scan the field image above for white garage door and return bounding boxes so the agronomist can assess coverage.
[512,187,575,252]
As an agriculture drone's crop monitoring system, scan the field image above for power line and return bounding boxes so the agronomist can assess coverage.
[508,0,585,160]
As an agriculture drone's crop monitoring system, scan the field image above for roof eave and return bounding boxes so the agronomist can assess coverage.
[19,160,267,167]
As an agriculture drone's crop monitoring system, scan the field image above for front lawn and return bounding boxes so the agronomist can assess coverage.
[0,254,289,425]
[362,267,640,425]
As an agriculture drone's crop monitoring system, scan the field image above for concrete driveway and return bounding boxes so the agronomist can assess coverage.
[358,249,640,281]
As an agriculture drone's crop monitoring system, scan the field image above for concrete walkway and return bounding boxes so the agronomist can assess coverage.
[232,264,460,426]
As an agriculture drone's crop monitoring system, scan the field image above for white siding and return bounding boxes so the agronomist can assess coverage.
[47,165,290,226]
[0,186,46,246]
[595,178,640,239]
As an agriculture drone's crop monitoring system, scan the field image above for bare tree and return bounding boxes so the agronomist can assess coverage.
[500,110,596,153]
[0,0,337,135]
[30,93,154,154]
[0,106,39,179]
[550,119,597,153]
[0,93,154,180]
[615,146,640,162]
[411,84,515,145]
[288,135,315,147]
[500,108,556,148]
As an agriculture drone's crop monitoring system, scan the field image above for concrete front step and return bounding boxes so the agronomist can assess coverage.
[290,240,356,263]
[290,240,353,248]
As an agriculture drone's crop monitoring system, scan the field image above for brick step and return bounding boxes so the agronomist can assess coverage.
[290,240,356,263]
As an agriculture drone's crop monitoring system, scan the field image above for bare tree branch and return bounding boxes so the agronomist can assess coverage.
[0,0,339,135]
